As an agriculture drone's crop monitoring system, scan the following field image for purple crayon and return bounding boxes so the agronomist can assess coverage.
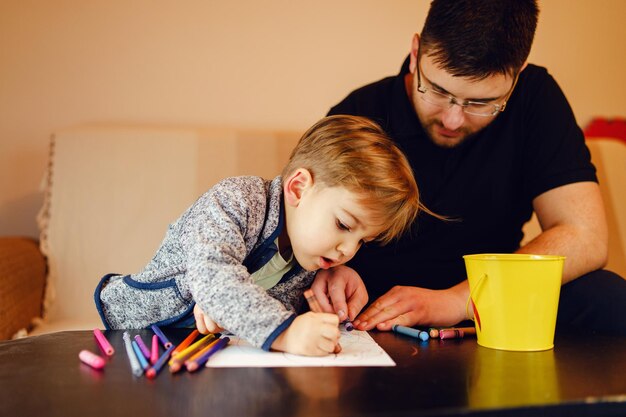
[134,334,151,359]
[151,324,173,349]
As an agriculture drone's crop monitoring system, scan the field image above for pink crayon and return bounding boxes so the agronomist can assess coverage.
[439,329,464,339]
[439,327,476,340]
[150,335,159,365]
[94,328,115,356]
[79,350,106,370]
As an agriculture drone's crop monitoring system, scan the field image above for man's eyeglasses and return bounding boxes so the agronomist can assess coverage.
[415,59,519,117]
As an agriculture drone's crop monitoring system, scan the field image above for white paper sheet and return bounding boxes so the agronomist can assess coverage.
[205,329,395,367]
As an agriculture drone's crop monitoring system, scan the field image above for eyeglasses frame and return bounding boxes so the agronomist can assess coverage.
[415,50,520,117]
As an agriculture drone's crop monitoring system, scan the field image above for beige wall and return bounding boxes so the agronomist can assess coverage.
[1,0,625,238]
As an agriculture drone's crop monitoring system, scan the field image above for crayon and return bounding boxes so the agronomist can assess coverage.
[79,349,106,370]
[392,324,429,341]
[169,334,216,373]
[303,289,323,313]
[456,326,477,336]
[439,329,463,339]
[146,345,175,379]
[343,320,354,332]
[151,324,173,349]
[439,327,476,340]
[134,334,151,359]
[171,329,200,357]
[93,328,115,356]
[132,340,150,370]
[123,331,144,377]
[150,334,159,365]
[428,328,440,338]
[303,289,341,353]
[185,337,230,372]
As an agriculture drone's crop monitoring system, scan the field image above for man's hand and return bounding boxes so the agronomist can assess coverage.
[271,312,340,356]
[194,304,224,334]
[353,282,470,331]
[311,265,368,322]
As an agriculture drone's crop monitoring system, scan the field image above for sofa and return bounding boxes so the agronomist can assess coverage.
[1,126,624,340]
[1,125,300,340]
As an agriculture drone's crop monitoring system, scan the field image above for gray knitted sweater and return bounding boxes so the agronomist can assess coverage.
[95,176,315,350]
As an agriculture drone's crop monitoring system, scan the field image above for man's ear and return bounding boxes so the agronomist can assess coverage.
[283,168,313,207]
[519,61,529,73]
[409,33,420,73]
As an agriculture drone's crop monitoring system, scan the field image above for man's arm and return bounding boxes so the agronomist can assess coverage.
[517,181,608,283]
[323,181,609,331]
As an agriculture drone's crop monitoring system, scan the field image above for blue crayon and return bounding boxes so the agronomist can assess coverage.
[151,324,173,348]
[392,324,429,341]
[132,340,150,370]
[146,345,175,379]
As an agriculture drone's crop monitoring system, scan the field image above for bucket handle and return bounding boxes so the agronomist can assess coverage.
[466,273,487,331]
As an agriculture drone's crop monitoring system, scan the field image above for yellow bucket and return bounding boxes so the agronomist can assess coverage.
[463,254,565,351]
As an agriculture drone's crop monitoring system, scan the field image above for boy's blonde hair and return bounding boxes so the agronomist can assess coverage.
[282,115,427,244]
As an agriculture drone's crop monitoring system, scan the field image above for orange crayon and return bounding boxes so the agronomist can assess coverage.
[171,329,200,357]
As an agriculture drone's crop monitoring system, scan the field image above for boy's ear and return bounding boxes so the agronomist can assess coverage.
[283,168,313,207]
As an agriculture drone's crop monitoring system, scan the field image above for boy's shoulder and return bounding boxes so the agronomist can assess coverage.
[210,176,279,198]
[205,176,282,212]
[206,175,284,245]
[213,175,264,191]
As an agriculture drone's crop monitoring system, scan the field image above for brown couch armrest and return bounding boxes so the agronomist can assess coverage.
[0,237,46,340]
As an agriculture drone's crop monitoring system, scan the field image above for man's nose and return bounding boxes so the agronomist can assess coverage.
[440,103,465,131]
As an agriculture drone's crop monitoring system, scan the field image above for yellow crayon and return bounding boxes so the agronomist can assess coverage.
[168,334,215,372]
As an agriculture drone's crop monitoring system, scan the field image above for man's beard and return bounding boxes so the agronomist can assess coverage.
[421,118,478,149]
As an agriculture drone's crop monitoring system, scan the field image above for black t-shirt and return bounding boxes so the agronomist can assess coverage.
[328,57,597,300]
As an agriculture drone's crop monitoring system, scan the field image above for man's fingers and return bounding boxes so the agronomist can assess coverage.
[356,299,405,330]
[346,291,368,321]
[311,275,335,313]
[328,282,349,320]
[376,313,411,331]
[314,290,335,313]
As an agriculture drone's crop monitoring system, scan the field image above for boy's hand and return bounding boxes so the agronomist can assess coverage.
[271,312,340,356]
[194,304,224,334]
[312,265,368,322]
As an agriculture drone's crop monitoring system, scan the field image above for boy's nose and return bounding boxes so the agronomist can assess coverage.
[337,239,361,260]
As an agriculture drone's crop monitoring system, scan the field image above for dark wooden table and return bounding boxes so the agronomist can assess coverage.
[1,329,625,417]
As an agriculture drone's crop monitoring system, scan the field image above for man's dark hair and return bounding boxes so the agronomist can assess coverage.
[420,0,539,79]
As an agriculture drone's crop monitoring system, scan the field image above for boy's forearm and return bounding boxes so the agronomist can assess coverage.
[262,315,296,351]
[270,330,288,352]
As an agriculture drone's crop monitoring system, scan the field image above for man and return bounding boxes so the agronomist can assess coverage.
[313,0,626,335]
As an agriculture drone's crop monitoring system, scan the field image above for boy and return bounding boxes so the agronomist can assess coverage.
[95,115,422,356]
